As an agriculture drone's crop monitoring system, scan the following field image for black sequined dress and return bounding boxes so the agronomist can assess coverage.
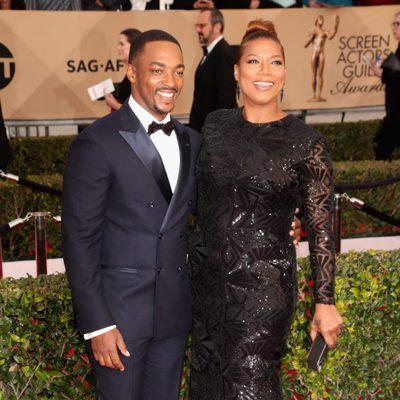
[189,108,335,400]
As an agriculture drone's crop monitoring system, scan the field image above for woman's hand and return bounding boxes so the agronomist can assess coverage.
[104,93,121,110]
[311,303,343,348]
[370,60,383,78]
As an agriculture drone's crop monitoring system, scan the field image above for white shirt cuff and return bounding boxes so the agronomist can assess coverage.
[84,325,116,340]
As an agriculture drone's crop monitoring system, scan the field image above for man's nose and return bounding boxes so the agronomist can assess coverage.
[162,71,176,87]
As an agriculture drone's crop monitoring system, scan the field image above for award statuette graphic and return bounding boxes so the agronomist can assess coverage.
[305,15,340,102]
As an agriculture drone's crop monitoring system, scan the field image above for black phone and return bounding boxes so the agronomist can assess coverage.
[307,333,328,372]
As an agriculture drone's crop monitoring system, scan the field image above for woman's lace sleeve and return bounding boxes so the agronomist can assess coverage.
[299,138,336,304]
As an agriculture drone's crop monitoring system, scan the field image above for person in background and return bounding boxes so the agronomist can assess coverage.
[0,100,13,171]
[25,0,82,9]
[370,10,400,160]
[304,0,352,6]
[351,0,397,4]
[189,8,237,133]
[192,0,261,8]
[104,28,141,111]
[190,0,302,9]
[189,19,342,400]
[81,0,131,10]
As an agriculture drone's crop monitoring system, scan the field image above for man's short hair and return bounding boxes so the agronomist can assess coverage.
[201,8,224,33]
[128,29,182,64]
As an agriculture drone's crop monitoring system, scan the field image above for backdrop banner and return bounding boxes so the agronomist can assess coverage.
[0,6,398,120]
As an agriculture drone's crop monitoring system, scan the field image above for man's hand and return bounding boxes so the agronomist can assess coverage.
[249,0,260,8]
[91,328,130,371]
[193,0,214,9]
[289,208,302,248]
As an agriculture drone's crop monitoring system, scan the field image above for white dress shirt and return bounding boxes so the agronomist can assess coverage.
[84,96,180,340]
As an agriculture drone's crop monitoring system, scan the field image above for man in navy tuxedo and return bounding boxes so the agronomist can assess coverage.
[62,30,201,400]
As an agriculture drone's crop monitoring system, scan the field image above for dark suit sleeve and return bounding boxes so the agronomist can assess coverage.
[214,0,251,8]
[62,133,115,335]
[0,100,13,170]
[214,46,237,110]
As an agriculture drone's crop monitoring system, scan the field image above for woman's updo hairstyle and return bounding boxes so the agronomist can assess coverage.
[237,19,285,62]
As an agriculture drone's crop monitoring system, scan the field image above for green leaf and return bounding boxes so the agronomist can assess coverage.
[34,369,48,382]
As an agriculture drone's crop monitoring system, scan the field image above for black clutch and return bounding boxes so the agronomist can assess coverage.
[307,333,328,372]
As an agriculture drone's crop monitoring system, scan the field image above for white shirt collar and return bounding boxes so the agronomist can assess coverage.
[206,35,224,55]
[128,95,171,133]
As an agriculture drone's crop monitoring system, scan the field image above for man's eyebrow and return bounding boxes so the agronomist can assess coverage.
[148,61,185,69]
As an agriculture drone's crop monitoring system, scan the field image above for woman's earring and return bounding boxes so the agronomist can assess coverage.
[280,88,284,102]
[236,82,240,100]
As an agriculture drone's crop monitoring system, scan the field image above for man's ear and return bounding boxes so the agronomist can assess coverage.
[213,22,222,35]
[127,63,136,84]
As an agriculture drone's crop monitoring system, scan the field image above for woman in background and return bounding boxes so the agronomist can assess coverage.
[104,28,141,111]
[370,10,400,160]
[190,19,342,400]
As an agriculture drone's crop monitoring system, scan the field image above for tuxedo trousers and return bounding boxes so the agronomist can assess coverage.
[88,334,187,400]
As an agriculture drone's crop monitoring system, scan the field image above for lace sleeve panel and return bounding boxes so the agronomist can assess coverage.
[299,138,336,304]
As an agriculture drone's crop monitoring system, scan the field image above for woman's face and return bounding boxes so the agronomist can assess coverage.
[117,34,131,64]
[391,14,400,43]
[234,38,286,109]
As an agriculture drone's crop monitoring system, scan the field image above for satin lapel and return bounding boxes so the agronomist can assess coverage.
[118,103,172,203]
[160,121,191,232]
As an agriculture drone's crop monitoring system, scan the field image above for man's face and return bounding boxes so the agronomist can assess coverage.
[195,11,216,47]
[127,41,184,121]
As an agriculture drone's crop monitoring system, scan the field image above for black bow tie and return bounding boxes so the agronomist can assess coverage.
[148,120,175,136]
[202,47,208,56]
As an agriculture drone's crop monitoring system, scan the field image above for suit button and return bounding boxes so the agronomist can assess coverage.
[157,267,162,273]
[179,234,183,238]
[148,201,155,208]
[177,266,182,273]
[188,200,193,206]
[159,233,163,239]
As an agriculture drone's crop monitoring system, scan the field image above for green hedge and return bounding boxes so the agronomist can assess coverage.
[0,250,398,399]
[315,120,400,161]
[8,137,72,176]
[6,120,400,177]
[1,161,400,261]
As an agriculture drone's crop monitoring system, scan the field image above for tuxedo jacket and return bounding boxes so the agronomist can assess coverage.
[189,38,237,133]
[62,102,202,341]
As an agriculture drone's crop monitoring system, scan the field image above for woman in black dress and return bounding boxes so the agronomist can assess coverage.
[189,20,343,399]
[104,28,141,111]
[370,10,400,160]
